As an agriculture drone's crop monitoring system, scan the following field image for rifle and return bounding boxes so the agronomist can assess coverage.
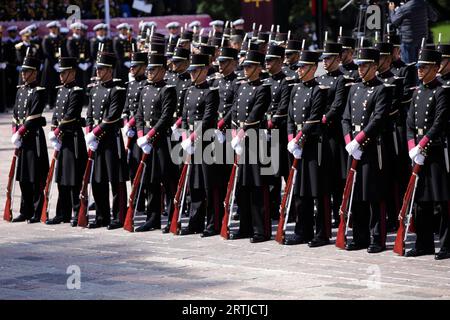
[3,148,20,222]
[336,158,359,249]
[40,150,59,223]
[77,150,95,227]
[169,157,191,234]
[275,158,299,244]
[123,152,150,232]
[393,164,421,256]
[220,156,240,239]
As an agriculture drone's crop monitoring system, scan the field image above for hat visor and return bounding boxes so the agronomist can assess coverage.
[416,61,436,67]
[57,66,73,72]
[355,59,375,65]
[130,61,146,67]
[265,55,282,61]
[146,64,164,70]
[320,52,339,59]
[186,64,207,72]
[21,65,36,71]
[296,61,316,67]
[95,63,113,69]
[217,56,235,62]
[171,56,188,62]
[242,60,260,67]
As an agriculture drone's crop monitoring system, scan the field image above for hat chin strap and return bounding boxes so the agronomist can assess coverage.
[438,60,449,75]
[299,65,313,81]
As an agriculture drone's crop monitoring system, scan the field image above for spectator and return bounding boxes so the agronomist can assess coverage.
[389,0,438,63]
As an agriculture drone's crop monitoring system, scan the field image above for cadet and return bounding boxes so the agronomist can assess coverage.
[342,47,392,253]
[286,50,332,247]
[283,40,301,79]
[67,22,92,92]
[134,53,178,232]
[405,49,450,259]
[46,57,87,226]
[229,50,272,243]
[179,53,221,236]
[317,42,352,228]
[337,35,359,80]
[10,55,49,223]
[264,44,292,219]
[84,52,128,230]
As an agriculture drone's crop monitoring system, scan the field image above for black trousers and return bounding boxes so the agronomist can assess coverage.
[19,181,44,219]
[351,201,386,247]
[270,177,282,219]
[91,181,127,224]
[55,184,81,221]
[414,201,437,251]
[331,179,345,223]
[186,186,221,233]
[292,195,331,241]
[144,181,175,228]
[236,186,271,238]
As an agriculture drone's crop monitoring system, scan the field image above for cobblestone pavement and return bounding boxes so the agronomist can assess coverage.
[0,111,449,300]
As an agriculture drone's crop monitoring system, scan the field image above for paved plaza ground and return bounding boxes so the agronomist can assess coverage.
[0,111,449,300]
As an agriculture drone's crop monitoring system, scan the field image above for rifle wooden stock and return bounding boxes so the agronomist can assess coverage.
[40,150,59,223]
[77,150,94,227]
[3,148,20,222]
[169,161,189,234]
[275,158,299,244]
[336,158,359,249]
[123,153,149,232]
[393,164,421,256]
[220,157,239,239]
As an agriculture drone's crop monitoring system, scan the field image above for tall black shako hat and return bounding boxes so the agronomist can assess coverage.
[416,49,442,67]
[187,54,210,72]
[242,50,265,66]
[58,57,77,72]
[297,50,320,67]
[146,54,167,70]
[355,47,380,65]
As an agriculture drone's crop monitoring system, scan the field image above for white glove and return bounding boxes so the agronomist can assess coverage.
[235,143,244,155]
[345,139,360,156]
[214,129,225,144]
[124,61,132,68]
[51,140,61,151]
[54,63,59,72]
[292,147,303,159]
[181,138,193,151]
[409,145,422,161]
[171,124,182,140]
[125,126,135,138]
[352,148,363,160]
[11,132,22,148]
[141,143,152,154]
[85,132,97,144]
[0,62,6,69]
[287,139,299,153]
[88,140,98,152]
[413,153,425,165]
[137,136,149,148]
[48,130,58,143]
[231,135,241,150]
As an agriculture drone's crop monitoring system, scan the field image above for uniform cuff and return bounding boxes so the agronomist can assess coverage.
[321,115,327,124]
[288,134,294,142]
[189,132,197,141]
[355,131,366,144]
[418,136,429,148]
[407,139,415,151]
[12,125,17,134]
[127,117,136,127]
[147,128,156,139]
[175,117,182,127]
[237,129,245,139]
[295,131,303,141]
[217,119,225,130]
[17,125,26,136]
[54,128,61,137]
[267,120,274,129]
[344,134,352,145]
[85,126,91,134]
[93,126,102,136]
[182,132,187,141]
[138,130,144,138]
